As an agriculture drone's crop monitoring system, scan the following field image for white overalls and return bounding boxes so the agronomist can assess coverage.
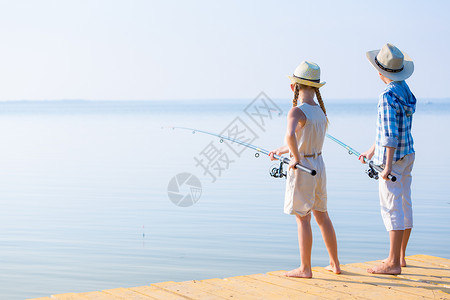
[284,103,327,216]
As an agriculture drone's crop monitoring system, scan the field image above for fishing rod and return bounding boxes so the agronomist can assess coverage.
[166,126,317,177]
[325,133,396,182]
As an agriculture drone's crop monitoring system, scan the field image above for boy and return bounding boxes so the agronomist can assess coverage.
[360,43,416,275]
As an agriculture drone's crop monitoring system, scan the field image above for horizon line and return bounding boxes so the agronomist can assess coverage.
[0,97,449,103]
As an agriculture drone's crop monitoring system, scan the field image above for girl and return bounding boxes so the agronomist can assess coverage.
[269,61,340,278]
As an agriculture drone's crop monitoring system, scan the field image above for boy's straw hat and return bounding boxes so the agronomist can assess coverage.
[366,43,414,81]
[288,61,326,88]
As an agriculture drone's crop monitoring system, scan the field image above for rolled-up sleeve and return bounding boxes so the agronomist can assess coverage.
[380,92,399,148]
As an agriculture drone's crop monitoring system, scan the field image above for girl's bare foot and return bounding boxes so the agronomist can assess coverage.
[325,264,341,274]
[284,267,312,278]
[367,262,401,275]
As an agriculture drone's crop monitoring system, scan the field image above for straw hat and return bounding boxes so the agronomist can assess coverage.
[288,61,326,88]
[366,43,414,81]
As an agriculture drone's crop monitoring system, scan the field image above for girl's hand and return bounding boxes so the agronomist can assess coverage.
[289,158,299,170]
[269,150,281,161]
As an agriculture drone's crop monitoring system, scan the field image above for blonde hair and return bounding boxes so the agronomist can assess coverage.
[292,83,329,128]
[292,83,300,107]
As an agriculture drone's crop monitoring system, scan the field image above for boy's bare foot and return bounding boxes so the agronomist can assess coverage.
[325,264,341,274]
[284,267,312,278]
[367,262,401,275]
[382,257,406,267]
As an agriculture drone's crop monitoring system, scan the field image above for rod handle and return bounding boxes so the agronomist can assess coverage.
[280,157,316,176]
[388,174,397,182]
[370,162,397,182]
[296,164,317,176]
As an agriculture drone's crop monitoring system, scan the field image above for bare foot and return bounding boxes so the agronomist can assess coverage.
[367,262,401,275]
[382,257,406,267]
[284,267,312,278]
[325,264,341,274]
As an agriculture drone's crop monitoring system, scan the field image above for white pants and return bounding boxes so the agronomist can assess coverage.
[379,153,415,231]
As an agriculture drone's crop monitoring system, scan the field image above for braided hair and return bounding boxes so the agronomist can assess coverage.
[315,87,329,128]
[292,83,300,107]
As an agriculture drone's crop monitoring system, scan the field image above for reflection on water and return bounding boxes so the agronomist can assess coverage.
[0,99,449,299]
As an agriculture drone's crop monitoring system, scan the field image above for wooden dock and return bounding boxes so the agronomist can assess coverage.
[29,254,450,299]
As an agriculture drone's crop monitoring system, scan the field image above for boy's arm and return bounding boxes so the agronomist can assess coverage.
[359,143,375,163]
[379,92,399,180]
[380,92,399,150]
[380,146,395,180]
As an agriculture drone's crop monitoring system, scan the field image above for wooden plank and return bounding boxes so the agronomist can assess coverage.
[271,270,402,300]
[204,275,320,300]
[129,285,189,300]
[51,293,90,300]
[365,259,450,277]
[102,287,158,299]
[310,267,430,299]
[339,262,450,299]
[161,279,261,300]
[245,273,350,299]
[203,277,289,300]
[268,270,365,299]
[401,257,450,273]
[363,260,450,288]
[52,291,121,300]
[30,254,450,300]
[398,261,450,286]
[72,291,122,300]
[407,254,450,268]
[152,280,228,300]
[200,279,262,300]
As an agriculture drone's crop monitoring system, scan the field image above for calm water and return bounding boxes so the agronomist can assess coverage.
[0,99,449,299]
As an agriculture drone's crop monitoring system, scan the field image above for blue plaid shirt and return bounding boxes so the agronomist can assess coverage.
[373,81,416,166]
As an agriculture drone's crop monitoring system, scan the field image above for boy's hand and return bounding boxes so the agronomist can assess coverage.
[359,152,372,163]
[358,154,368,164]
[379,166,392,180]
[359,145,375,163]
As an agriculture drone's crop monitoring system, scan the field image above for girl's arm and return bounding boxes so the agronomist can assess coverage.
[285,107,306,169]
[271,145,289,155]
[268,145,289,161]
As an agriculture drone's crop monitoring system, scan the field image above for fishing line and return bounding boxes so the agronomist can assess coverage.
[326,133,397,182]
[166,126,317,177]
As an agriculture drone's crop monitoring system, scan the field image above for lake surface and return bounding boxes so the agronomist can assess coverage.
[0,98,449,299]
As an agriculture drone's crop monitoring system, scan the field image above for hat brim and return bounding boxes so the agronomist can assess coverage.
[287,75,326,88]
[366,49,414,81]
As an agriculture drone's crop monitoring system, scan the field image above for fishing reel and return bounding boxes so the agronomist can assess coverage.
[365,165,379,180]
[270,161,287,179]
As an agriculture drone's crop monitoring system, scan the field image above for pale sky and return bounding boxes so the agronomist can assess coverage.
[0,0,449,101]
